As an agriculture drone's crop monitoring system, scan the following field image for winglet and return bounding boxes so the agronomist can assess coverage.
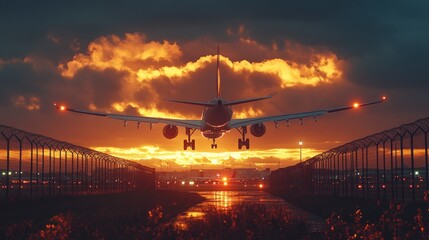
[54,103,67,111]
[327,96,388,113]
[217,46,221,98]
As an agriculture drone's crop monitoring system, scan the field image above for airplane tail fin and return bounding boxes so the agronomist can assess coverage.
[231,170,237,179]
[167,47,272,107]
[217,46,221,98]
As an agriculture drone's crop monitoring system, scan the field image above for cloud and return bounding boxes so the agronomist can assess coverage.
[0,56,60,110]
[13,96,40,111]
[91,144,322,170]
[68,67,128,109]
[59,33,182,79]
[1,1,428,172]
[56,32,342,119]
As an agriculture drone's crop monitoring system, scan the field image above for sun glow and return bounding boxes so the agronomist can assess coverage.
[234,107,264,118]
[91,145,322,170]
[111,102,196,119]
[135,54,341,87]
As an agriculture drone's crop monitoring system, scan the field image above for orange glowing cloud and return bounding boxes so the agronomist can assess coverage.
[226,55,341,87]
[106,102,263,119]
[136,55,213,82]
[111,101,198,119]
[91,145,322,170]
[59,32,342,88]
[57,32,343,120]
[135,54,342,87]
[59,33,182,78]
[233,107,264,118]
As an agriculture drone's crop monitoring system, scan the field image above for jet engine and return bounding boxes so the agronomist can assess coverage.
[250,123,266,137]
[163,125,178,139]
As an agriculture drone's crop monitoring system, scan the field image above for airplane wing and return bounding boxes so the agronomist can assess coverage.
[55,105,202,129]
[230,97,387,129]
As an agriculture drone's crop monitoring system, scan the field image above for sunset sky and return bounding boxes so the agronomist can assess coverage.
[1,1,428,171]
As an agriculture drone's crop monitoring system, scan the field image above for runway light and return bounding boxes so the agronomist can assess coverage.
[60,106,66,111]
[259,184,263,189]
[382,96,387,100]
[353,103,359,108]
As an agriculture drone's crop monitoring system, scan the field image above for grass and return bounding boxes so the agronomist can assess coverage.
[4,189,427,239]
[0,190,314,239]
[158,203,311,240]
[0,190,204,239]
[270,190,429,239]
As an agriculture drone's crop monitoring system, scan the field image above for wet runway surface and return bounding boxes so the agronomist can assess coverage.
[173,190,327,232]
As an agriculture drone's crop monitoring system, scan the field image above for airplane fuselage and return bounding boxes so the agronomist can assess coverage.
[201,98,232,139]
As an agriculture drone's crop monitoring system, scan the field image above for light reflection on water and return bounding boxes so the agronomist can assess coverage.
[202,190,285,210]
[173,190,286,229]
[173,190,327,232]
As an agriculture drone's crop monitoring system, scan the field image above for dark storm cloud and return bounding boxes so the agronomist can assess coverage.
[2,0,428,89]
[1,0,428,115]
[133,85,156,106]
[0,58,59,109]
[220,66,280,99]
[239,1,429,88]
[149,66,217,116]
[68,67,128,108]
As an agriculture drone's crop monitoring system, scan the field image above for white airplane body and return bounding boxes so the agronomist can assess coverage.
[56,48,386,150]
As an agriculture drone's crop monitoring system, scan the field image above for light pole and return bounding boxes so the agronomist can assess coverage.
[299,141,303,163]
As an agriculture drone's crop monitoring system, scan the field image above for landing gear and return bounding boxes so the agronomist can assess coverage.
[184,128,196,150]
[238,138,250,150]
[211,139,218,149]
[237,126,250,150]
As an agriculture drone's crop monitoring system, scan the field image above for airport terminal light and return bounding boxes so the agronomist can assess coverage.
[299,141,303,163]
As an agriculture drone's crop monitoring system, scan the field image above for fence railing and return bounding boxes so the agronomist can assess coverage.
[0,124,155,201]
[270,117,429,202]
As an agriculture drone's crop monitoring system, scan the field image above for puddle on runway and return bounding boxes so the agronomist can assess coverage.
[172,190,326,232]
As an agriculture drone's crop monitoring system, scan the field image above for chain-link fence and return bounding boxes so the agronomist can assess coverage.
[271,117,429,202]
[0,124,155,201]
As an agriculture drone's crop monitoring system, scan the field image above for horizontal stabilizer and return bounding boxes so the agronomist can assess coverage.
[225,95,272,106]
[167,99,214,107]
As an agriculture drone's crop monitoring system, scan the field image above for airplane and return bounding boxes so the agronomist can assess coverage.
[55,48,387,150]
